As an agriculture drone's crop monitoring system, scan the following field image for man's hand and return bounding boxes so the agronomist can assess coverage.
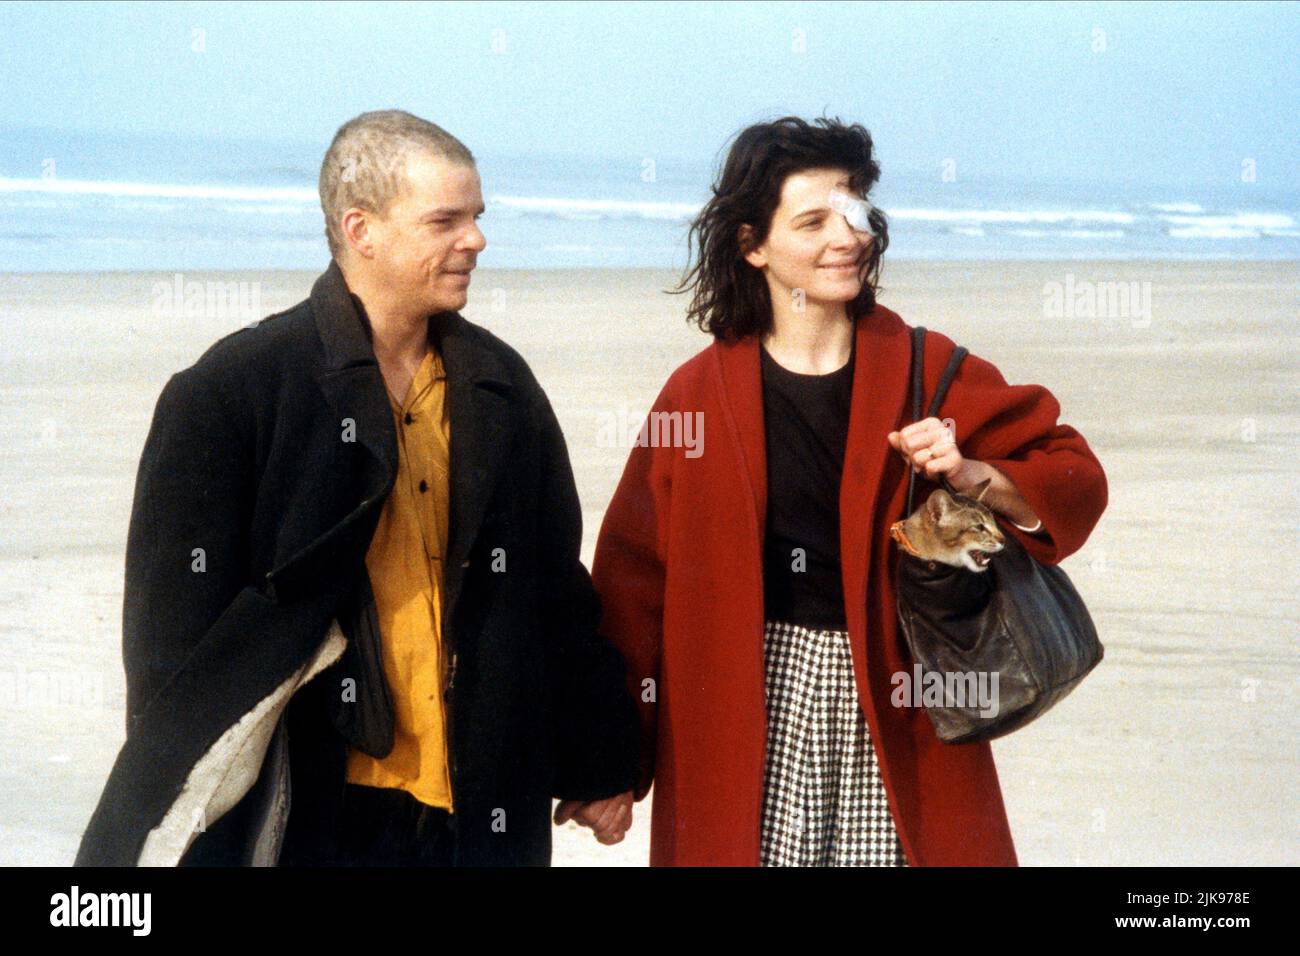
[553,790,634,845]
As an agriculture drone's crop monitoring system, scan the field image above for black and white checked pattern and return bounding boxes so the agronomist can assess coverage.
[760,619,908,867]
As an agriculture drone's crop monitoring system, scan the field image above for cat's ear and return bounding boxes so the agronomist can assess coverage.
[970,478,992,502]
[927,487,958,520]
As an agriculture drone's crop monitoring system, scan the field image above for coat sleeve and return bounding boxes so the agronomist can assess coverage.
[530,384,641,803]
[122,367,254,737]
[590,383,674,804]
[937,344,1108,567]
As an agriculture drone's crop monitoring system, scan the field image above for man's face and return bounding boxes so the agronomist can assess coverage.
[743,166,873,312]
[366,151,486,315]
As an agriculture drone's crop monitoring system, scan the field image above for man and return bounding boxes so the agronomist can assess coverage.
[75,110,638,867]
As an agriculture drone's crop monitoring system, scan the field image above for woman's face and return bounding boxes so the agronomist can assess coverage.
[741,166,873,314]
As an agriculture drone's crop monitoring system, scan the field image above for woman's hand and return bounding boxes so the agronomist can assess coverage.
[553,790,634,845]
[887,419,1044,528]
[887,417,975,484]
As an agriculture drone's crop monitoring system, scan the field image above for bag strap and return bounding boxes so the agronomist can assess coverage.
[904,327,969,515]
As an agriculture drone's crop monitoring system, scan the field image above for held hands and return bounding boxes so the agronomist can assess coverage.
[553,790,634,845]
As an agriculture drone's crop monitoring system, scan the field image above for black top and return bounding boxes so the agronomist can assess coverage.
[760,338,856,630]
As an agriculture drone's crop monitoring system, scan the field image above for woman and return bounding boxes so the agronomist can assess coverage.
[590,116,1108,866]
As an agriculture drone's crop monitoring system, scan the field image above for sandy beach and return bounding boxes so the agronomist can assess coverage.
[0,259,1295,866]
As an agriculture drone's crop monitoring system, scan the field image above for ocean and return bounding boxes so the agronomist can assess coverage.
[2,125,1297,272]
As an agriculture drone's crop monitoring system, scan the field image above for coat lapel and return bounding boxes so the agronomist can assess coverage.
[265,263,398,595]
[314,366,396,488]
[430,312,515,618]
[839,305,911,673]
[309,259,399,494]
[711,335,767,543]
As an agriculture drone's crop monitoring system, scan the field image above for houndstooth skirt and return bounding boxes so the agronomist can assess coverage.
[760,619,909,867]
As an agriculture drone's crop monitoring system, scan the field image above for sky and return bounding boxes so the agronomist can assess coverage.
[0,0,1296,189]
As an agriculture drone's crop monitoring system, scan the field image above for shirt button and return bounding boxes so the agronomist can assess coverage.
[404,413,414,425]
[419,479,428,493]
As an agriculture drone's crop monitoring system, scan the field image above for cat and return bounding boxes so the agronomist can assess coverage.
[889,478,1005,573]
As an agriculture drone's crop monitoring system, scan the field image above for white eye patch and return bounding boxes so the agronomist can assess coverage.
[827,189,875,234]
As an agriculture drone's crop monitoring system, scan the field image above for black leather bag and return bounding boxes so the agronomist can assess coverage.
[892,326,1103,744]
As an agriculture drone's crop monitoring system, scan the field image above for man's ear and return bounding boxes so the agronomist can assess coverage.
[341,207,375,259]
[738,224,766,269]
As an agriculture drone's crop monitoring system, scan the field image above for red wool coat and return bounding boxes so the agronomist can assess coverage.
[590,303,1109,867]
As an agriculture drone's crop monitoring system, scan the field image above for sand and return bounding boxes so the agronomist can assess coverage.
[0,259,1295,866]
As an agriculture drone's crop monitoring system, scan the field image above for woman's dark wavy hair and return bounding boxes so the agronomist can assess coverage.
[672,115,889,341]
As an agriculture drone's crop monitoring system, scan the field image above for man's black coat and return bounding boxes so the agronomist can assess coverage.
[75,261,640,866]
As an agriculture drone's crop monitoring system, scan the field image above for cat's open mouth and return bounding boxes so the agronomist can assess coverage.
[969,549,994,569]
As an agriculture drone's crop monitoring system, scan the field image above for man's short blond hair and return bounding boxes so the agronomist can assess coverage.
[318,109,475,260]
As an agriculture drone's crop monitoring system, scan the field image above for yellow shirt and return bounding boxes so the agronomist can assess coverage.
[345,347,454,811]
